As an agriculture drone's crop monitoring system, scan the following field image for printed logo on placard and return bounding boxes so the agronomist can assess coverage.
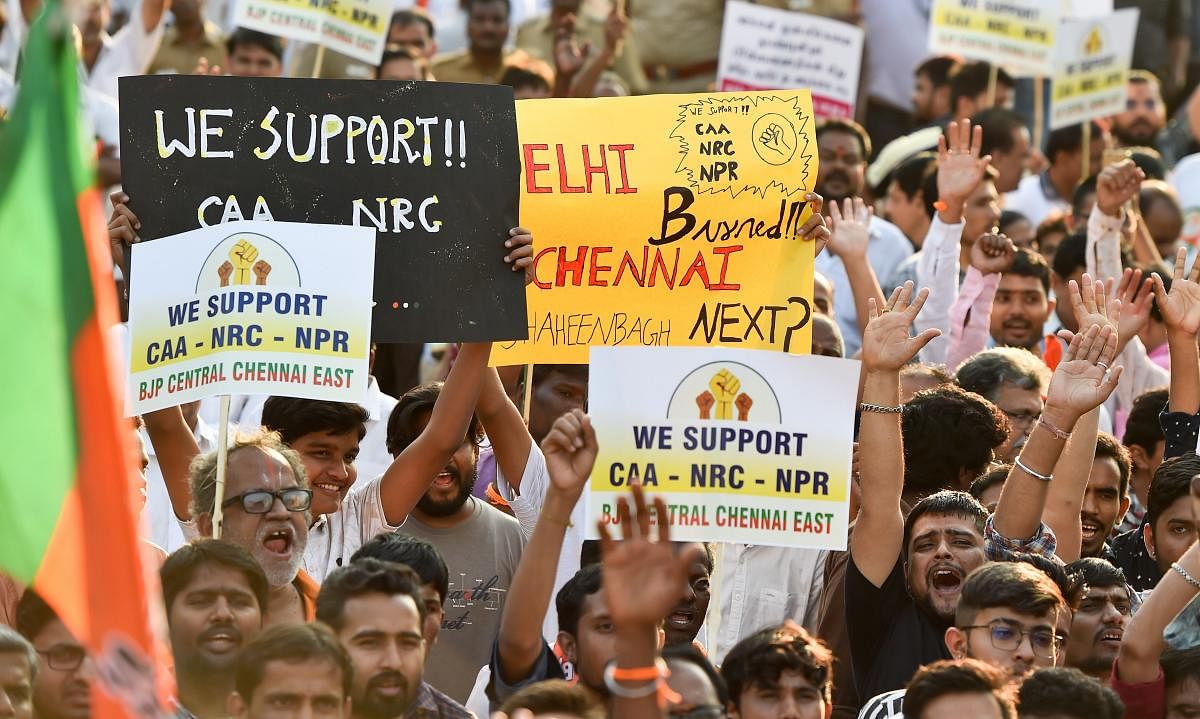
[666,361,782,424]
[196,232,302,291]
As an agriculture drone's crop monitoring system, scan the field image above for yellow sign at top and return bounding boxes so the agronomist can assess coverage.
[491,91,819,366]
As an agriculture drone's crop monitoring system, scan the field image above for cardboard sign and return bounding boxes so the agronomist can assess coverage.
[1170,153,1200,251]
[586,346,858,550]
[119,75,525,344]
[491,92,818,366]
[232,0,393,66]
[1049,9,1139,130]
[716,1,863,119]
[928,0,1060,77]
[128,221,374,413]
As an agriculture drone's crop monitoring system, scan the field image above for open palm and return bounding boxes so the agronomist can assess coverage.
[1045,325,1122,415]
[937,121,992,204]
[861,283,941,372]
[1154,247,1200,335]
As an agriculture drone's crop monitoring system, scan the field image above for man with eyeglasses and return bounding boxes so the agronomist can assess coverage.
[859,561,1067,718]
[14,591,90,719]
[955,348,1050,464]
[1063,558,1133,685]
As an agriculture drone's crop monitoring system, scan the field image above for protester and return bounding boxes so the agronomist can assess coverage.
[14,592,90,719]
[224,29,283,77]
[902,659,1015,719]
[350,533,448,648]
[0,626,35,719]
[228,623,352,719]
[720,623,833,719]
[1005,123,1106,226]
[1062,558,1132,683]
[1016,667,1124,719]
[431,0,515,84]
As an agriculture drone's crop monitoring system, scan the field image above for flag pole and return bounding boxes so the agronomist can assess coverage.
[986,63,998,107]
[1032,77,1044,152]
[521,363,535,422]
[1080,121,1091,182]
[212,395,231,539]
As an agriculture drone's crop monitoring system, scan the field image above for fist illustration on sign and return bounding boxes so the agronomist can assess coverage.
[709,369,741,420]
[759,122,793,157]
[228,239,260,285]
[736,392,753,421]
[217,260,234,287]
[696,390,715,420]
[253,259,272,286]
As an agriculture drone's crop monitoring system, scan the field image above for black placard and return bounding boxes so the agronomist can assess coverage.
[119,74,525,343]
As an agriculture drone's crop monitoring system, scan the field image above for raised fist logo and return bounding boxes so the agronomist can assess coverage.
[217,260,234,287]
[709,369,741,420]
[735,392,753,421]
[759,122,793,157]
[228,239,260,285]
[696,390,715,420]
[253,259,272,285]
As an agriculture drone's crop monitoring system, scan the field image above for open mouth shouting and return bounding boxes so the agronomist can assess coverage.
[260,525,294,557]
[1080,518,1104,546]
[432,466,459,490]
[1097,625,1124,649]
[928,564,965,600]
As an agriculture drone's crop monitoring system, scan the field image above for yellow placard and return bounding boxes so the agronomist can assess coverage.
[493,92,818,366]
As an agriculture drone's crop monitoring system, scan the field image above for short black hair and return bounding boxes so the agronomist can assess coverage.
[390,9,434,39]
[1045,121,1103,164]
[955,561,1065,627]
[905,659,1014,719]
[968,463,1009,504]
[316,558,426,630]
[816,118,871,159]
[916,55,961,87]
[902,386,1008,497]
[1131,150,1167,181]
[1095,431,1132,500]
[1163,646,1200,693]
[234,623,352,702]
[1147,453,1200,529]
[377,43,427,78]
[161,539,270,615]
[1013,553,1085,611]
[14,589,58,643]
[972,107,1027,156]
[903,491,989,560]
[888,152,936,202]
[1010,247,1052,294]
[500,65,550,94]
[721,624,833,708]
[1072,174,1098,220]
[1016,666,1124,719]
[261,398,367,445]
[1051,229,1087,280]
[949,61,1014,111]
[226,28,283,61]
[531,364,589,389]
[556,564,602,637]
[1124,389,1168,453]
[1065,557,1129,592]
[999,210,1029,236]
[465,0,510,15]
[663,644,730,707]
[385,381,482,456]
[1035,216,1069,254]
[351,532,449,604]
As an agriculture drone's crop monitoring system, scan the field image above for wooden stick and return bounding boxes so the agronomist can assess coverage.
[312,44,326,79]
[212,394,232,539]
[986,63,998,107]
[1080,121,1091,182]
[705,542,725,659]
[521,363,535,422]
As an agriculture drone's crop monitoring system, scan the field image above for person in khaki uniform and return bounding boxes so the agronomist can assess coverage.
[515,0,646,95]
[146,0,225,74]
[431,0,515,84]
[630,0,723,94]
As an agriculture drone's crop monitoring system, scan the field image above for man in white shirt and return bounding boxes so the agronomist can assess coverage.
[142,399,216,552]
[1004,122,1105,227]
[75,0,167,99]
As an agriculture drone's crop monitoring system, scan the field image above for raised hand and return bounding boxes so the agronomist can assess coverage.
[504,227,535,285]
[826,197,872,260]
[861,282,942,373]
[1095,159,1145,217]
[1045,324,1123,419]
[603,3,628,53]
[597,485,707,630]
[552,14,588,77]
[969,232,1015,275]
[1153,247,1200,337]
[937,121,992,208]
[1067,273,1120,339]
[1114,267,1155,347]
[541,409,597,496]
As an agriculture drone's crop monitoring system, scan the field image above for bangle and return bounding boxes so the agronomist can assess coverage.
[1036,416,1071,440]
[1014,456,1053,482]
[1172,563,1200,590]
[860,402,903,414]
[604,660,668,698]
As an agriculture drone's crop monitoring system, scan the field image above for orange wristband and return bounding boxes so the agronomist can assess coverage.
[610,665,662,681]
[933,200,949,212]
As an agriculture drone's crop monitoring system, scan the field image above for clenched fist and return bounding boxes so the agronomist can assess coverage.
[709,369,741,420]
[217,261,234,287]
[253,259,272,285]
[736,392,753,421]
[229,239,259,285]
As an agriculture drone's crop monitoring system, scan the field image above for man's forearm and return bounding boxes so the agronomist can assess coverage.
[993,405,1076,541]
[1169,329,1200,414]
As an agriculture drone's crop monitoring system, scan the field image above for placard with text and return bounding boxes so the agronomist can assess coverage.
[119,75,524,343]
[1049,9,1138,129]
[586,346,858,550]
[231,0,393,65]
[491,91,818,366]
[928,0,1059,77]
[128,221,374,413]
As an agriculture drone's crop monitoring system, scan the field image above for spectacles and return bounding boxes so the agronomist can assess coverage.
[669,707,725,719]
[961,620,1062,659]
[1000,408,1040,428]
[221,488,312,514]
[1125,99,1159,111]
[38,645,86,671]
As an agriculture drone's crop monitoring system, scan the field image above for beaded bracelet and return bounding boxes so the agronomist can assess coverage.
[1172,562,1200,591]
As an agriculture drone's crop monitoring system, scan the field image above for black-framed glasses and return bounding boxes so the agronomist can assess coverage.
[38,645,86,671]
[999,408,1040,428]
[221,488,312,514]
[961,620,1062,659]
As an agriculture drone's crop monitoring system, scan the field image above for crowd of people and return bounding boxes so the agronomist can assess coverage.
[7,0,1200,718]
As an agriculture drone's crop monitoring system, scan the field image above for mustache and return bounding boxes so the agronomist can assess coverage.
[198,623,243,644]
[366,671,409,693]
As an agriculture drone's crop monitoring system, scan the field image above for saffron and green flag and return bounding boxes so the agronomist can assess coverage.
[0,2,165,717]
